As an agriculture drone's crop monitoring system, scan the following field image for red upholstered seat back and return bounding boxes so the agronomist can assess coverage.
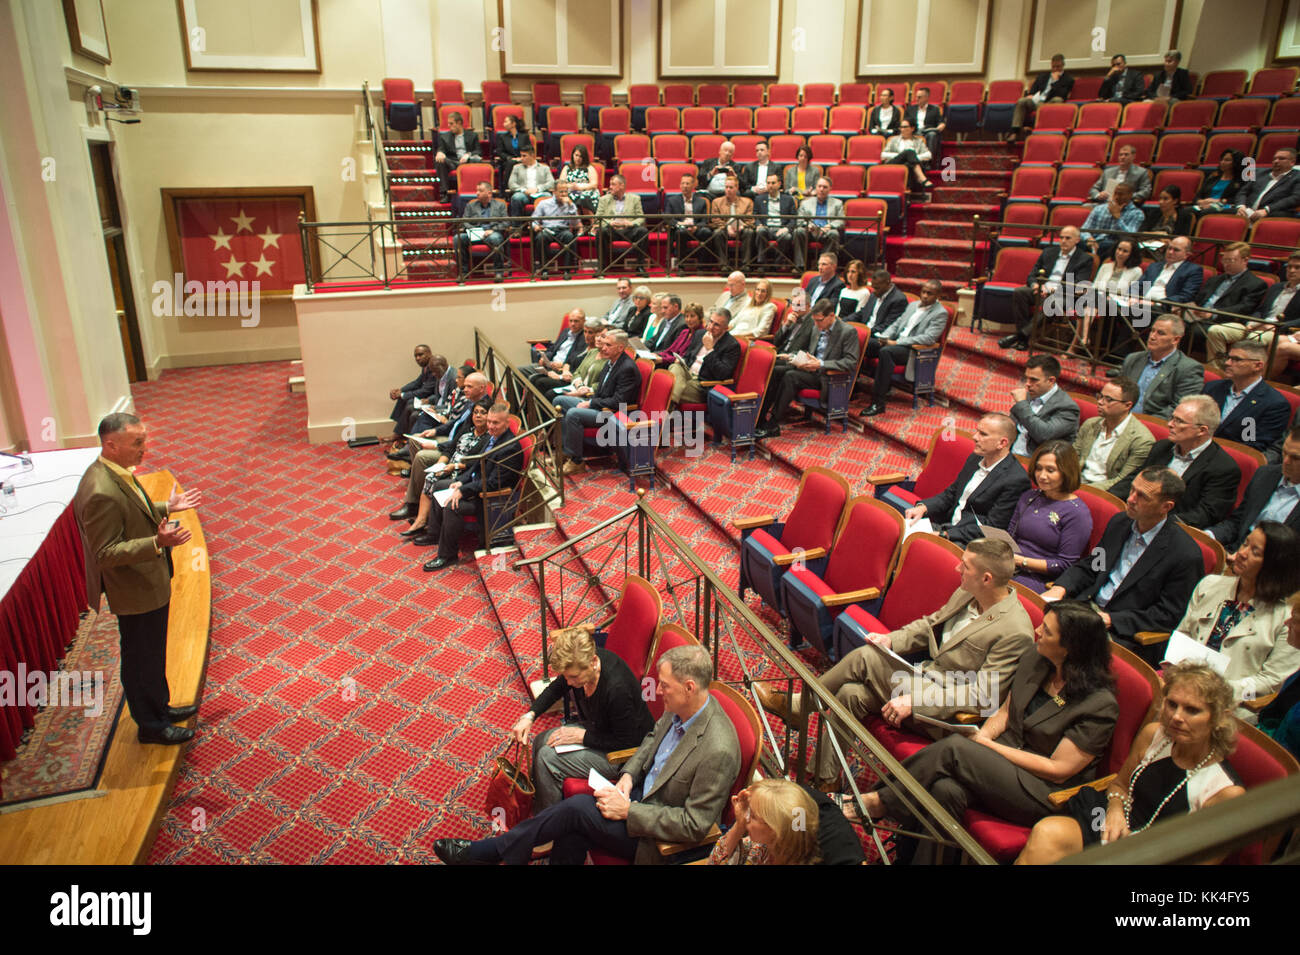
[791,107,827,135]
[1076,485,1122,553]
[803,83,836,107]
[823,497,903,595]
[846,135,885,164]
[1033,103,1076,132]
[1217,98,1269,129]
[735,342,776,397]
[690,134,725,164]
[583,83,613,108]
[1075,102,1120,132]
[1107,645,1159,777]
[767,84,799,108]
[782,467,850,555]
[1166,100,1216,131]
[986,80,1025,104]
[598,107,631,135]
[1223,723,1299,864]
[1010,582,1045,632]
[682,108,716,135]
[634,357,654,406]
[605,574,662,681]
[1052,167,1100,203]
[866,163,908,195]
[641,369,674,417]
[708,683,762,825]
[1199,70,1247,98]
[434,79,465,104]
[732,84,764,108]
[913,427,976,500]
[628,84,660,108]
[532,82,562,107]
[1121,101,1166,132]
[1110,133,1156,165]
[663,85,695,108]
[1008,166,1056,200]
[646,109,682,135]
[1022,134,1065,165]
[829,105,865,134]
[718,107,752,135]
[878,533,964,630]
[1061,134,1107,166]
[382,78,415,102]
[697,84,729,108]
[1248,67,1299,97]
[988,246,1042,285]
[1216,439,1262,508]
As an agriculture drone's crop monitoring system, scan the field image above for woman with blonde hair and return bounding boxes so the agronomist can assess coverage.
[1016,663,1246,864]
[709,778,822,865]
[510,625,653,810]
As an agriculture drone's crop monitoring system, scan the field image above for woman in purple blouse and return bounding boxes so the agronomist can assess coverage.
[1007,440,1093,593]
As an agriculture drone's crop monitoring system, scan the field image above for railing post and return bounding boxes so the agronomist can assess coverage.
[538,560,550,680]
[298,214,313,293]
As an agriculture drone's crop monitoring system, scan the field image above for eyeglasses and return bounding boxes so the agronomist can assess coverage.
[1096,394,1127,404]
[1224,355,1258,363]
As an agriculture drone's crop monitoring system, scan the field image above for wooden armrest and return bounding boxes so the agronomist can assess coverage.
[1048,774,1116,807]
[732,514,775,531]
[721,390,759,401]
[953,713,982,725]
[698,379,734,388]
[656,823,721,857]
[772,546,826,566]
[821,586,881,607]
[866,471,907,485]
[525,338,551,346]
[1241,693,1277,714]
[910,343,938,351]
[481,487,512,499]
[1134,631,1170,646]
[604,747,638,763]
[824,370,848,378]
[621,417,656,429]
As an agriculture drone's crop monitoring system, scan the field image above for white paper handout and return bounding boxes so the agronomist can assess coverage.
[903,516,934,539]
[433,487,455,507]
[1162,631,1230,676]
[861,638,945,688]
[587,767,617,793]
[553,744,586,755]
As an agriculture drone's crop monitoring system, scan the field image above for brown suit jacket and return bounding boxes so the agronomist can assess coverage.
[73,459,173,615]
[888,589,1035,721]
[1073,415,1156,492]
[708,194,754,229]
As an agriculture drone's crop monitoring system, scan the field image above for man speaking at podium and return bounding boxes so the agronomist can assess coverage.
[74,413,202,745]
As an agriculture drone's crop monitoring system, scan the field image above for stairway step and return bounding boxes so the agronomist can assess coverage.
[383,140,431,151]
[914,219,978,240]
[930,184,1004,205]
[899,237,977,254]
[950,169,1013,187]
[386,155,433,171]
[918,202,1001,223]
[895,257,974,282]
[944,327,1109,393]
[392,201,451,214]
[390,185,438,202]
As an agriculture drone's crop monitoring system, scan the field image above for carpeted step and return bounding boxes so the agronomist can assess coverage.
[913,219,979,240]
[929,184,1004,206]
[390,184,438,203]
[894,256,975,283]
[392,201,449,216]
[385,154,433,172]
[947,169,1013,189]
[920,202,1001,224]
[945,327,1109,393]
[898,236,980,256]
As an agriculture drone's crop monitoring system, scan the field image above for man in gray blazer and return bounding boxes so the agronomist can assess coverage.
[1087,143,1152,203]
[434,645,741,865]
[1074,376,1156,492]
[755,299,861,437]
[861,280,948,417]
[1009,354,1080,455]
[1117,313,1204,419]
[793,177,845,270]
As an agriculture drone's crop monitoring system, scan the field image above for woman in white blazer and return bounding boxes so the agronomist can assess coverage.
[1171,522,1300,721]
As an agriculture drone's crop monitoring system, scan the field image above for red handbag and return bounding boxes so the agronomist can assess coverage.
[483,741,535,830]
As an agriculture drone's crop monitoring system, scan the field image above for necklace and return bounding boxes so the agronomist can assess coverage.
[1123,737,1214,834]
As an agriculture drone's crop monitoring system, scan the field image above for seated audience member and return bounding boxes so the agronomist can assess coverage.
[867,87,901,137]
[655,302,704,365]
[1008,441,1093,594]
[1203,340,1292,454]
[389,373,492,514]
[1087,144,1152,205]
[1188,243,1269,339]
[416,403,523,572]
[731,279,777,340]
[1205,252,1300,370]
[1074,376,1156,493]
[1128,237,1203,312]
[837,259,871,318]
[383,345,446,442]
[1117,314,1203,418]
[1145,49,1192,103]
[506,145,555,219]
[1261,598,1300,759]
[434,110,482,186]
[741,141,783,199]
[531,180,581,278]
[510,625,654,811]
[1044,467,1204,649]
[1208,423,1300,550]
[1111,396,1241,529]
[771,287,813,353]
[853,600,1117,865]
[861,280,949,419]
[559,144,600,220]
[1235,147,1300,223]
[521,309,586,379]
[805,252,845,307]
[1171,523,1300,720]
[999,226,1093,351]
[643,294,685,353]
[709,779,822,866]
[400,400,491,541]
[389,368,488,465]
[1141,185,1194,243]
[1098,53,1145,104]
[905,86,946,163]
[699,141,742,198]
[848,268,908,331]
[623,285,655,337]
[1081,182,1144,260]
[1016,663,1243,865]
[664,174,712,269]
[560,329,641,476]
[709,176,755,268]
[1194,149,1245,215]
[669,307,741,404]
[782,144,822,202]
[1011,53,1074,138]
[901,412,1031,542]
[1010,355,1081,455]
[882,120,934,191]
[759,539,1035,788]
[713,271,752,324]
[431,363,472,419]
[754,299,859,438]
[749,173,798,270]
[493,112,529,185]
[455,180,508,282]
[434,645,740,865]
[530,317,606,400]
[1069,238,1145,355]
[599,278,637,330]
[594,174,648,269]
[794,179,845,270]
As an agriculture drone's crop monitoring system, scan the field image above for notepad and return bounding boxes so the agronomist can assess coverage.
[1162,631,1230,676]
[587,768,617,793]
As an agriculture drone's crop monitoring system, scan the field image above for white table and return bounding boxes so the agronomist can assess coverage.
[0,448,100,600]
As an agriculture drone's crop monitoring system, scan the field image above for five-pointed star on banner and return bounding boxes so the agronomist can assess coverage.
[222,257,246,278]
[230,209,256,233]
[258,227,281,249]
[251,254,275,276]
[209,227,233,251]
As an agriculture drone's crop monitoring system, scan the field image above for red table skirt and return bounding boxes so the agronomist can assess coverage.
[0,505,88,761]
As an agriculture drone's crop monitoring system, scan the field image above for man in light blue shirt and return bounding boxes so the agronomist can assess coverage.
[531,180,581,277]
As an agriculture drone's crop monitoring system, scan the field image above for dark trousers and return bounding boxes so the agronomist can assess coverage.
[598,226,648,267]
[868,338,910,403]
[793,228,842,270]
[455,231,505,275]
[749,226,793,268]
[477,790,642,865]
[672,226,714,268]
[709,227,749,269]
[533,229,576,271]
[1010,285,1039,339]
[889,151,927,181]
[762,365,822,425]
[425,495,481,562]
[117,603,172,733]
[390,396,417,435]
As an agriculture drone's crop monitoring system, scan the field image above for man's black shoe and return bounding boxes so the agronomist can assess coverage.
[138,725,195,745]
[997,334,1023,349]
[860,403,886,417]
[756,424,781,439]
[389,503,417,521]
[424,557,457,572]
[433,838,487,865]
[387,447,411,462]
[165,704,199,722]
